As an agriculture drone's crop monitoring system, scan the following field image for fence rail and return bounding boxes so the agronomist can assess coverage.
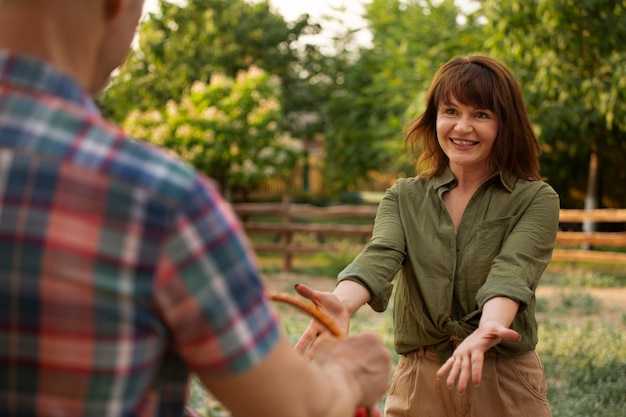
[233,196,626,272]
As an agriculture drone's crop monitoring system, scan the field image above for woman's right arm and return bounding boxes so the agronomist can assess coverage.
[335,280,373,315]
[294,183,407,358]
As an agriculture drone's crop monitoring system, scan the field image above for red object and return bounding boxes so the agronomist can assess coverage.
[355,406,381,417]
[354,408,367,417]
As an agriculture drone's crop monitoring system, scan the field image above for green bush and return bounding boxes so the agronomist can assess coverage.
[558,292,601,315]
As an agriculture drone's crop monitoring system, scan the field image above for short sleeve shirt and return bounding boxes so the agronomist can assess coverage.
[338,168,560,361]
[0,53,280,416]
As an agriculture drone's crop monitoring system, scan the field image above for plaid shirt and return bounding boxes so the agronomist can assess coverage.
[0,53,280,416]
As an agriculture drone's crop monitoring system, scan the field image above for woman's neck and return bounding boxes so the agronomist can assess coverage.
[449,163,495,194]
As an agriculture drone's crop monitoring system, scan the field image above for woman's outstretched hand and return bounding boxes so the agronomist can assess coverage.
[435,321,521,393]
[436,297,522,393]
[293,283,351,360]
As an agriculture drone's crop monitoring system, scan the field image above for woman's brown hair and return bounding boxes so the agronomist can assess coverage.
[404,56,541,180]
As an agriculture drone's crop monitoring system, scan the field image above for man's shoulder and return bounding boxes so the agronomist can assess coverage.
[90,119,206,203]
[0,53,213,206]
[6,94,205,206]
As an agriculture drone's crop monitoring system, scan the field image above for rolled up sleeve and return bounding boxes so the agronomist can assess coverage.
[476,183,560,311]
[338,184,406,312]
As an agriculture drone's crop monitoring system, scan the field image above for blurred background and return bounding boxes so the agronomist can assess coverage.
[101,0,625,210]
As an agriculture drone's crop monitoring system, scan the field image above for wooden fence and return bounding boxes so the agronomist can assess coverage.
[233,195,626,272]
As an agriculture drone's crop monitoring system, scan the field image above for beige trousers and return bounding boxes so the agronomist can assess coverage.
[384,347,551,417]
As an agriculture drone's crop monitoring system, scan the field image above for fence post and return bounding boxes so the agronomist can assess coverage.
[282,194,293,272]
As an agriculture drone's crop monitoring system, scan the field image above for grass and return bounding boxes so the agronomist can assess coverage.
[538,322,626,417]
[541,267,626,288]
[188,256,626,417]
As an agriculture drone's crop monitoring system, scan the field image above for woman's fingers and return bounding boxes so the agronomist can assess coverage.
[294,283,319,304]
[293,323,317,355]
[436,356,454,380]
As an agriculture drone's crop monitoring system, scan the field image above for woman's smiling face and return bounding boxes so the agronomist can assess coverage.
[436,95,500,174]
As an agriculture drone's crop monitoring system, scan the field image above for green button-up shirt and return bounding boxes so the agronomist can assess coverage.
[338,168,560,361]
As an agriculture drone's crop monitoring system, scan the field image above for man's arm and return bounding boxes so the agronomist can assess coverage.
[200,333,391,417]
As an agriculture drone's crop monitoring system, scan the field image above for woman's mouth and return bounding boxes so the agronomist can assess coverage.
[451,138,478,147]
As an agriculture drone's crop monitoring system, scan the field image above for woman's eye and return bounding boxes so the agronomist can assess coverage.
[476,112,489,119]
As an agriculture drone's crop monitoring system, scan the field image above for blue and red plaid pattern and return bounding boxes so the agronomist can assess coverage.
[0,53,280,416]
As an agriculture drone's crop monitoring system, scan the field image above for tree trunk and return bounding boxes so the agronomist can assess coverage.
[582,139,601,249]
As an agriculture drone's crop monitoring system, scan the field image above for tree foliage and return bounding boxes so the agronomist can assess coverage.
[100,0,318,123]
[100,0,319,198]
[477,0,626,207]
[316,0,484,194]
[100,0,626,206]
[122,67,303,196]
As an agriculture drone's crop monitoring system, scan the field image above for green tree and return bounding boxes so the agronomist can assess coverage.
[317,0,483,194]
[100,0,319,124]
[122,67,303,199]
[97,0,334,201]
[478,0,626,209]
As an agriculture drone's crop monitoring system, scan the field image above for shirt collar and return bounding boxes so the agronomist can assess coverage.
[431,166,517,193]
[0,52,100,116]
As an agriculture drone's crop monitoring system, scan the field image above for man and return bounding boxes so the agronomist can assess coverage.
[0,1,391,416]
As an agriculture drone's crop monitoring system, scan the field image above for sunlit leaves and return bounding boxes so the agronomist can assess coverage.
[123,67,303,193]
[479,0,626,207]
[100,0,315,123]
[318,0,478,193]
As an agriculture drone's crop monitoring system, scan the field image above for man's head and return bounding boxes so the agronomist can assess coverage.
[0,0,145,95]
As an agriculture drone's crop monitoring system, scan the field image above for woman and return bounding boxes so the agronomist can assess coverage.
[295,56,559,417]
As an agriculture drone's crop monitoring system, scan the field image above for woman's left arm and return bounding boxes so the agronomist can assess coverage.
[477,183,560,311]
[436,296,521,392]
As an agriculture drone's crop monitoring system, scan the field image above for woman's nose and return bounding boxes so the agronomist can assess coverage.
[455,115,473,132]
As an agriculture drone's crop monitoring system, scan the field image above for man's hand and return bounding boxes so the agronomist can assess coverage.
[317,332,392,408]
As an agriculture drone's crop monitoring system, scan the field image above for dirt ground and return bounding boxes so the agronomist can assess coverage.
[263,273,626,330]
[535,285,626,328]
